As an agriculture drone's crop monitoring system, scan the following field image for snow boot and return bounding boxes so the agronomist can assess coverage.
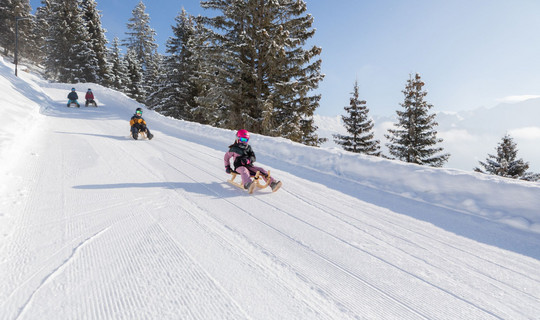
[244,180,256,194]
[132,132,138,140]
[147,132,154,140]
[270,180,282,192]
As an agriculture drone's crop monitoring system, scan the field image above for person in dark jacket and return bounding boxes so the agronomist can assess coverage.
[67,88,80,107]
[224,129,281,192]
[85,88,97,107]
[129,107,153,140]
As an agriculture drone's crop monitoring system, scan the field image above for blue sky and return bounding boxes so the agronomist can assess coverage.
[30,0,540,117]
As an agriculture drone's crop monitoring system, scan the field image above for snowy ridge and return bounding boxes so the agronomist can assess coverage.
[1,57,540,319]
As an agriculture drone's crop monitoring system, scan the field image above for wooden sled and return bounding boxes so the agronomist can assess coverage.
[227,170,272,194]
[129,130,148,140]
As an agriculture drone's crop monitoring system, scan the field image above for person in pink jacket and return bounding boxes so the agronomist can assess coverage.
[224,129,282,192]
[85,88,98,107]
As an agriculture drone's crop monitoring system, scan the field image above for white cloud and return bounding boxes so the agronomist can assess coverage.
[509,127,540,140]
[439,129,477,143]
[496,95,540,103]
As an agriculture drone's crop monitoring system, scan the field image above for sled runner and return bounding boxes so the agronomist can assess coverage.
[228,170,279,194]
[130,130,153,140]
[85,100,98,107]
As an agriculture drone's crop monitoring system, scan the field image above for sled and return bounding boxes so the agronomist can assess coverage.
[227,170,273,194]
[85,101,98,107]
[129,129,153,140]
[68,102,80,108]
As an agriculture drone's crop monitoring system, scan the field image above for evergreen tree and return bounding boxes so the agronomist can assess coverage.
[29,0,51,64]
[148,9,198,120]
[199,0,325,146]
[81,0,110,84]
[475,134,540,181]
[0,0,33,57]
[44,0,95,82]
[123,0,157,71]
[385,73,449,167]
[122,0,157,102]
[333,80,381,156]
[108,37,129,91]
[124,48,145,102]
[188,17,225,126]
[142,49,162,101]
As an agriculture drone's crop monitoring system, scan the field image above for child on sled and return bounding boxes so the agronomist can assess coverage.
[224,129,282,193]
[130,107,154,140]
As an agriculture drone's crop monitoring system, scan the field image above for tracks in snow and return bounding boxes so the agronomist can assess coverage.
[2,104,540,319]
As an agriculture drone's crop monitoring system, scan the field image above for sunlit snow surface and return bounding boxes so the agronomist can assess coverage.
[1,57,540,319]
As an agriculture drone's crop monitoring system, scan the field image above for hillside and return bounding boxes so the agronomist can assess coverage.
[1,57,540,319]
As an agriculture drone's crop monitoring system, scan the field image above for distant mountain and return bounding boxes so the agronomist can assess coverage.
[315,98,540,173]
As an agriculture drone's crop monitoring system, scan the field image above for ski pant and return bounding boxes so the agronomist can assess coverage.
[67,99,79,107]
[85,99,97,106]
[236,165,275,185]
[131,124,151,136]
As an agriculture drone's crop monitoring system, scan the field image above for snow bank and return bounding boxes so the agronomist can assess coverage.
[0,57,47,178]
[132,103,540,233]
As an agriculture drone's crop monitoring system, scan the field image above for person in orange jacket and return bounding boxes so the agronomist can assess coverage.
[130,107,154,140]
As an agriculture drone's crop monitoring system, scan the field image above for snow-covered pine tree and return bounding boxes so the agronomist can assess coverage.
[0,0,33,57]
[81,0,110,85]
[122,0,158,102]
[474,134,540,181]
[385,73,449,167]
[123,1,157,70]
[147,9,198,120]
[143,49,162,97]
[333,80,381,156]
[189,16,231,127]
[124,48,145,102]
[44,0,96,83]
[28,0,51,65]
[107,37,129,91]
[200,0,325,146]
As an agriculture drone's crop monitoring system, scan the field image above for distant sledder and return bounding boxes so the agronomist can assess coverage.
[85,88,98,107]
[224,129,282,194]
[129,107,154,140]
[67,88,80,107]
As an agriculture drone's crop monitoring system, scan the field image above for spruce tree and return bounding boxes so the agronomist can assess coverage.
[108,37,129,91]
[148,9,197,120]
[29,0,50,64]
[333,80,381,156]
[123,0,157,71]
[44,0,95,82]
[475,134,540,181]
[385,73,449,167]
[122,0,158,101]
[81,0,110,85]
[124,48,145,102]
[0,0,33,57]
[200,0,324,146]
[188,18,225,126]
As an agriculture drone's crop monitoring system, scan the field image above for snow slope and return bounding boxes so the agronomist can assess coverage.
[1,57,540,319]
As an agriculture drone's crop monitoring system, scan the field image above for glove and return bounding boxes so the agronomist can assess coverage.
[240,158,251,166]
[225,166,232,174]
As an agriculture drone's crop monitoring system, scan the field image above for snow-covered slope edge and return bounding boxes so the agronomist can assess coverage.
[3,56,540,234]
[153,112,540,233]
